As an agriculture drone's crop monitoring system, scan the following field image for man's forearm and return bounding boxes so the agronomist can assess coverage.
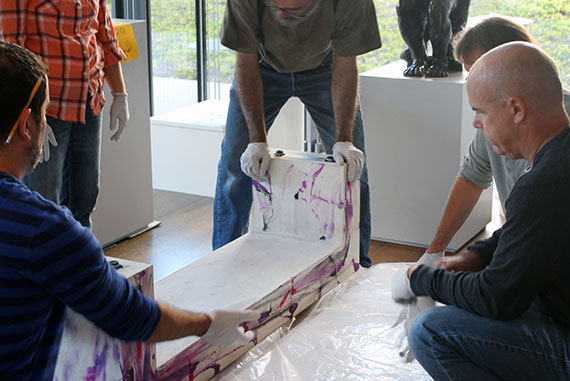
[147,301,211,343]
[331,54,359,142]
[236,52,266,143]
[104,62,127,94]
[428,177,484,253]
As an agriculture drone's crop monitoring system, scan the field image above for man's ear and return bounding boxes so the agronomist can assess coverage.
[508,96,526,124]
[18,108,34,142]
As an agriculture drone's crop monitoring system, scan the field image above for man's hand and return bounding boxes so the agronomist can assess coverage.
[332,142,364,183]
[434,250,483,272]
[201,310,258,347]
[391,266,416,303]
[411,251,443,312]
[109,93,129,141]
[391,251,442,304]
[240,142,271,182]
[39,124,58,163]
[392,252,442,361]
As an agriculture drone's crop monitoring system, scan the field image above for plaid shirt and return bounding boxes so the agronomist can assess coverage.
[0,0,126,123]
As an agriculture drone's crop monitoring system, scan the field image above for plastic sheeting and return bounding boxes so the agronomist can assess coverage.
[216,263,431,380]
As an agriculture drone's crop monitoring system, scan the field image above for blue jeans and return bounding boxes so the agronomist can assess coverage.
[213,54,372,267]
[409,306,570,380]
[23,104,101,228]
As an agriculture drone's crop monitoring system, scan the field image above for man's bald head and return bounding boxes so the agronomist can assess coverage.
[468,41,564,113]
[467,41,569,162]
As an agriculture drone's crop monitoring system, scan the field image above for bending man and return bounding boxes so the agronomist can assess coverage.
[214,0,381,267]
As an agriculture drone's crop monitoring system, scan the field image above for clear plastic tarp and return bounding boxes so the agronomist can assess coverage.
[216,263,431,380]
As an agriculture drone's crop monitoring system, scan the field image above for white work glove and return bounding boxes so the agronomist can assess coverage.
[332,142,365,183]
[411,250,444,319]
[392,251,444,361]
[391,267,416,303]
[109,92,129,141]
[201,310,258,347]
[417,250,444,267]
[413,251,443,309]
[240,142,271,182]
[39,124,57,163]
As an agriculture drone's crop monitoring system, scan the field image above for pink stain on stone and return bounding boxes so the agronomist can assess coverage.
[278,278,297,308]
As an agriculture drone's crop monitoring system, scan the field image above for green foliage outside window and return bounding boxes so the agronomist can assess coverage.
[151,0,570,89]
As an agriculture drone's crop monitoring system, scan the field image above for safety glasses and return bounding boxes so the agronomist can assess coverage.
[5,76,42,144]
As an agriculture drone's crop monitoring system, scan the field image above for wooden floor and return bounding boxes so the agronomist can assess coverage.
[105,189,502,281]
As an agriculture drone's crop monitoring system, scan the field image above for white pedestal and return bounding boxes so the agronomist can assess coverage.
[150,97,305,198]
[92,20,155,247]
[151,99,227,197]
[360,60,492,251]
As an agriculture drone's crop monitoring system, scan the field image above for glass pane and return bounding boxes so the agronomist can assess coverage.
[106,0,113,17]
[357,1,404,74]
[151,0,198,114]
[206,1,235,100]
[360,0,570,89]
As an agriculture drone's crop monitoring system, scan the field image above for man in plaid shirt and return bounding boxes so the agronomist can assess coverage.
[0,0,130,228]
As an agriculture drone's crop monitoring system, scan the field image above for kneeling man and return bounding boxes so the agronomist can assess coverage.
[392,42,570,380]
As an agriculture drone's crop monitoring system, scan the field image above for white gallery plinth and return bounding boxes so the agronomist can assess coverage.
[92,20,155,247]
[150,98,305,198]
[360,60,492,251]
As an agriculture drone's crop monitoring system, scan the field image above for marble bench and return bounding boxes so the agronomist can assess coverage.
[55,150,360,380]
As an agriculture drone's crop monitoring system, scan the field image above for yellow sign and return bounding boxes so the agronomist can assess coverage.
[113,22,138,63]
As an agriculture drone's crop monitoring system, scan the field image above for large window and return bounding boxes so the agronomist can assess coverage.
[205,1,235,100]
[150,0,198,114]
[148,0,235,114]
[110,0,569,115]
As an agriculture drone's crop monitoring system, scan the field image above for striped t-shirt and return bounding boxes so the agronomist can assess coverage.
[0,172,160,380]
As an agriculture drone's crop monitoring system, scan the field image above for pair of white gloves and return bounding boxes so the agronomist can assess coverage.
[390,250,444,361]
[241,141,365,183]
[201,309,258,347]
[39,93,129,162]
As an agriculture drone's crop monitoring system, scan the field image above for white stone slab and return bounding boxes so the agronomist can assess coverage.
[54,152,359,380]
[154,232,342,366]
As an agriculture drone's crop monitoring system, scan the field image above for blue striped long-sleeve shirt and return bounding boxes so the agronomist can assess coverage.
[0,172,161,380]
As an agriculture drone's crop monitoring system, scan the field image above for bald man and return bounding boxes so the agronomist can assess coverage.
[391,42,570,379]
[424,16,570,261]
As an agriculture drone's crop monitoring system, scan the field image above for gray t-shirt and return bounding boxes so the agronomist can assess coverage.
[220,0,381,73]
[458,89,570,209]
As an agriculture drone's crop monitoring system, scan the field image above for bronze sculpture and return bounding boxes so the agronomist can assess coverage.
[397,0,471,77]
